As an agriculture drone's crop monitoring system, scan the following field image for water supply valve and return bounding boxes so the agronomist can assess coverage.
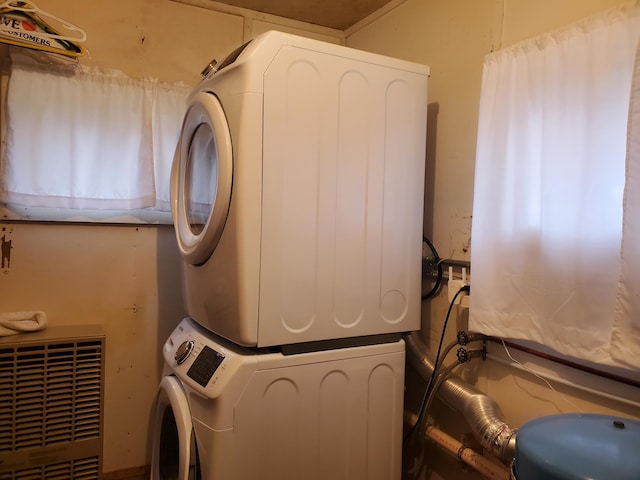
[457,331,471,346]
[457,347,470,363]
[457,347,485,363]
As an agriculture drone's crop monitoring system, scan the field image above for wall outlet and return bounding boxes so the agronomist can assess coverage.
[448,279,469,307]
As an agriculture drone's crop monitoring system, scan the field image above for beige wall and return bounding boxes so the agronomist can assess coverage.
[348,1,639,478]
[2,0,639,477]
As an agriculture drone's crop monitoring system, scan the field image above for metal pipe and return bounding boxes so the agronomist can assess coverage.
[405,331,517,464]
[425,425,511,480]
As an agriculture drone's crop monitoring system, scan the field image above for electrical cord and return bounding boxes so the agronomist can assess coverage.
[404,284,470,443]
[422,236,443,300]
[403,359,465,480]
[419,348,485,426]
[403,345,484,480]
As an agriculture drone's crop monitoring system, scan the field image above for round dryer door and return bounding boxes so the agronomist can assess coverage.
[172,91,232,265]
[151,376,201,480]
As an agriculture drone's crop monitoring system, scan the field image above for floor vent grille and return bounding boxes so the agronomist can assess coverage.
[0,456,100,480]
[0,326,105,480]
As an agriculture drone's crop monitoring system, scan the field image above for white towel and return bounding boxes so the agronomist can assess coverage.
[0,311,48,336]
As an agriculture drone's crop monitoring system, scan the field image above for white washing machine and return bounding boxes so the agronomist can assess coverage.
[151,317,406,480]
[171,30,430,347]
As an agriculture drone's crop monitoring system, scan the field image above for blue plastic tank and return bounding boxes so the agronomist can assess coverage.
[512,413,640,479]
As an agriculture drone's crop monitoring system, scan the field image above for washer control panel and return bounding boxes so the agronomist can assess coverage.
[164,318,253,399]
[186,345,225,387]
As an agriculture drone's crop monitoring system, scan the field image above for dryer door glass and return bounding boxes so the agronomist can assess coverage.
[186,124,218,235]
[173,92,233,265]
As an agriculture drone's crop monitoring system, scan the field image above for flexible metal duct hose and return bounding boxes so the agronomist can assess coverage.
[405,331,517,464]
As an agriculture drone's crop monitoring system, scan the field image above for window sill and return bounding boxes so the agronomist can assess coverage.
[0,203,173,225]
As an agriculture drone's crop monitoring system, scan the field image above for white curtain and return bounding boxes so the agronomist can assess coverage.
[152,83,190,212]
[470,4,640,369]
[1,61,188,211]
[613,39,640,366]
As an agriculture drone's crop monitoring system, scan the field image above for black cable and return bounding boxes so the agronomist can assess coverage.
[422,236,443,300]
[420,348,485,424]
[404,284,470,443]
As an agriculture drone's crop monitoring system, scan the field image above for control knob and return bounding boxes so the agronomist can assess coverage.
[200,59,219,79]
[175,340,195,365]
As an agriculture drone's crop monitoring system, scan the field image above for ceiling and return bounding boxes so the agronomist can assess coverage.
[211,0,396,30]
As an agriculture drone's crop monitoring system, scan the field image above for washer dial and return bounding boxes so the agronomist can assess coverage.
[175,340,195,364]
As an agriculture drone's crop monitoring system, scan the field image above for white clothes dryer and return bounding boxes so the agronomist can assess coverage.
[171,30,430,347]
[151,317,406,480]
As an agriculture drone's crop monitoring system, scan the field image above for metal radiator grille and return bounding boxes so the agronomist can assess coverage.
[0,326,104,479]
[0,456,100,480]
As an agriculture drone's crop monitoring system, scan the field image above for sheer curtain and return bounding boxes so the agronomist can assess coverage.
[613,38,640,367]
[470,4,640,369]
[1,57,189,212]
[152,82,190,212]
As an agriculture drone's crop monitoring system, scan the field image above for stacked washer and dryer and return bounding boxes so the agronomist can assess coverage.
[151,31,429,480]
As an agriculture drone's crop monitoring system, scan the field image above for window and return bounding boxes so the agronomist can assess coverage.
[0,52,189,223]
[470,4,640,370]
